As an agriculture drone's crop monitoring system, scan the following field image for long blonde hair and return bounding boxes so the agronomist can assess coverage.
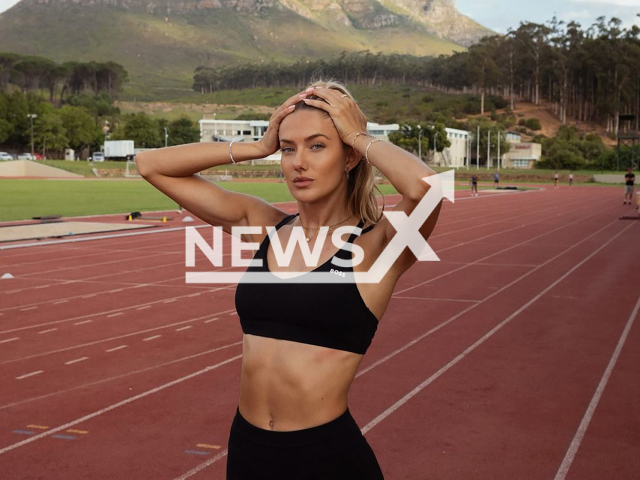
[293,78,385,226]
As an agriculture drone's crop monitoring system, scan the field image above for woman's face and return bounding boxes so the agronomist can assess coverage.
[278,108,349,202]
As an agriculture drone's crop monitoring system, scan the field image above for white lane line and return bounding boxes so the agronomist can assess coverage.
[34,285,49,290]
[393,296,480,304]
[172,450,229,480]
[356,214,622,381]
[0,354,242,455]
[1,341,242,411]
[1,309,235,365]
[16,371,43,380]
[204,318,219,324]
[164,299,177,304]
[143,335,161,342]
[38,328,57,334]
[82,294,97,299]
[5,290,22,294]
[74,320,93,326]
[110,289,123,293]
[53,300,68,304]
[553,291,640,480]
[0,223,212,251]
[0,285,235,335]
[188,293,201,297]
[64,357,89,365]
[107,312,123,318]
[20,306,37,311]
[0,337,19,344]
[136,305,151,311]
[175,326,192,332]
[394,202,620,296]
[228,311,236,316]
[106,345,128,353]
[360,221,635,435]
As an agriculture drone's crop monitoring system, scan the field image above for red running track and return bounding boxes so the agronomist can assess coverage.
[0,185,638,479]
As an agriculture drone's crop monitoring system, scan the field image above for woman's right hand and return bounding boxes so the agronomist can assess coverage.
[257,89,312,157]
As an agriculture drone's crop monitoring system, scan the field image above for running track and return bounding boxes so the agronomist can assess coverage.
[0,185,638,479]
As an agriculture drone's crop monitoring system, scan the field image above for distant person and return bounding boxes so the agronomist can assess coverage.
[569,172,574,188]
[493,171,499,188]
[470,173,479,197]
[554,171,559,189]
[624,168,635,205]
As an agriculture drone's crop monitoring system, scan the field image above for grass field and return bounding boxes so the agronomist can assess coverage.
[0,179,406,222]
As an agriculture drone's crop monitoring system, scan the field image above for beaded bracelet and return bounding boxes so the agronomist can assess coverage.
[364,138,381,164]
[229,141,236,164]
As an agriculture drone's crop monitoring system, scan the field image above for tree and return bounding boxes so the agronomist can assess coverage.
[167,116,200,146]
[113,113,161,148]
[59,106,100,152]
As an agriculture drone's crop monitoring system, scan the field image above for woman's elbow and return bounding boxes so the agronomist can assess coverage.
[135,152,151,178]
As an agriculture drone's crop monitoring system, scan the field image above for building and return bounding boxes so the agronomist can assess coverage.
[439,128,471,168]
[198,116,399,165]
[503,143,542,169]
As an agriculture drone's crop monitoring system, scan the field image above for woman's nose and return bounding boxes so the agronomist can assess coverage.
[292,150,308,170]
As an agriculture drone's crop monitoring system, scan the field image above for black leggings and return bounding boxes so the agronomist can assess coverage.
[226,407,385,480]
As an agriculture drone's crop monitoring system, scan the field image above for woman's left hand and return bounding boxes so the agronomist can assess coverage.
[301,87,368,147]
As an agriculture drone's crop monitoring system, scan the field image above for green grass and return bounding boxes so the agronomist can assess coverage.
[0,179,180,221]
[0,179,400,222]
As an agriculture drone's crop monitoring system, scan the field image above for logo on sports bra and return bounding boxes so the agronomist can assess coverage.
[330,268,345,278]
[185,170,454,284]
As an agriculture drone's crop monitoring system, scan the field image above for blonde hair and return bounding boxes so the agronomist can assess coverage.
[293,78,385,226]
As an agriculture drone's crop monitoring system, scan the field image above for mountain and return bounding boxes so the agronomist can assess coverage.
[0,0,492,99]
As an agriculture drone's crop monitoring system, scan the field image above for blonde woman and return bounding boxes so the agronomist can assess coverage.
[136,80,442,479]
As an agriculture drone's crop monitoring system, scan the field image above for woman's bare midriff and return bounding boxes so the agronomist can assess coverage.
[238,334,364,431]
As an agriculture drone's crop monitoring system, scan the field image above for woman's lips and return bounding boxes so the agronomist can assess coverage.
[293,179,313,187]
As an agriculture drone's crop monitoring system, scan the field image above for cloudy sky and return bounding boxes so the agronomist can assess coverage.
[0,0,639,31]
[457,0,640,32]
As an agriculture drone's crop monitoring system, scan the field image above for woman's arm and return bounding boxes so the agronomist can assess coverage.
[134,91,306,235]
[301,87,442,275]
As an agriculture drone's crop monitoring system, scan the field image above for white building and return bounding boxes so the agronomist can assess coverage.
[198,116,399,165]
[439,128,471,168]
[503,143,542,169]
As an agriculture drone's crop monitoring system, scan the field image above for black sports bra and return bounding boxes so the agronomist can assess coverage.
[234,213,378,355]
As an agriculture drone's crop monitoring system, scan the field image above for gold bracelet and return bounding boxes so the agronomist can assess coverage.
[364,138,381,164]
[351,131,370,150]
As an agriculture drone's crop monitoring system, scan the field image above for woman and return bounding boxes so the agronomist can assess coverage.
[136,80,442,479]
[470,172,479,197]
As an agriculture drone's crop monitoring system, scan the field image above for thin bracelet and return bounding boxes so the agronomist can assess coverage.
[229,141,236,164]
[351,131,370,150]
[365,138,381,164]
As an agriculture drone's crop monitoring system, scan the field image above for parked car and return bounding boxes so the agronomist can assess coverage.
[0,152,13,161]
[17,153,35,160]
[91,152,105,162]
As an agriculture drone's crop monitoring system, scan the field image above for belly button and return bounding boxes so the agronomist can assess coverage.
[268,419,274,429]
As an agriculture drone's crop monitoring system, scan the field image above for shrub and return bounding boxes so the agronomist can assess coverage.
[525,118,541,131]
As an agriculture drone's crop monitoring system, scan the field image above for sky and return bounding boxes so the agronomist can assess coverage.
[0,0,639,31]
[456,0,640,33]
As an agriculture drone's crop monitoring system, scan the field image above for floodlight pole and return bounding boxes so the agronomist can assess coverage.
[27,114,37,158]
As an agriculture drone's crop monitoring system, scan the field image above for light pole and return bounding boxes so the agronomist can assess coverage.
[432,125,437,163]
[27,114,37,158]
[417,124,422,161]
[164,127,168,148]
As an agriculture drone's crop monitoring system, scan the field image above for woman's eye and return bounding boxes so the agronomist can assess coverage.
[311,144,324,149]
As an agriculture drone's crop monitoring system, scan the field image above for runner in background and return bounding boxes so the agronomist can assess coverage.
[494,171,499,188]
[569,172,574,188]
[624,168,635,205]
[554,171,559,189]
[470,173,479,197]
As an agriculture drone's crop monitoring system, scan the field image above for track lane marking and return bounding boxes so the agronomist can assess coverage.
[553,291,640,480]
[0,354,242,455]
[360,221,636,435]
